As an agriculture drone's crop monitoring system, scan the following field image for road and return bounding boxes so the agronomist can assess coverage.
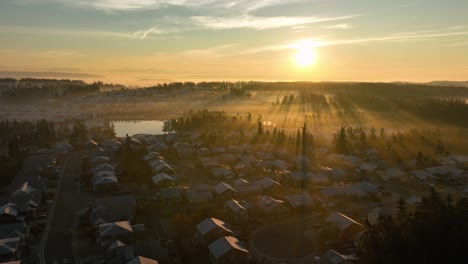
[44,152,82,264]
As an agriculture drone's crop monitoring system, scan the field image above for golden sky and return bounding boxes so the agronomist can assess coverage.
[1,0,467,85]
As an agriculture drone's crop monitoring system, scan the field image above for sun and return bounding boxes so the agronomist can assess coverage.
[293,40,317,67]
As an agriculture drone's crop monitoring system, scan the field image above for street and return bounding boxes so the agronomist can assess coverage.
[44,152,82,264]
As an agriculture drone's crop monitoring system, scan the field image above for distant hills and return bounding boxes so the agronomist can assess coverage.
[424,81,468,87]
[0,71,101,79]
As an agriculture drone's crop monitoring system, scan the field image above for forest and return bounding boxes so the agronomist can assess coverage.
[359,188,468,264]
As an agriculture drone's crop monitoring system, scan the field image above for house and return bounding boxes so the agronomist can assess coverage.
[148,160,175,175]
[308,172,330,185]
[255,196,288,219]
[133,240,169,264]
[144,152,163,162]
[411,170,436,182]
[160,188,182,204]
[359,162,378,173]
[406,196,422,209]
[210,167,234,180]
[1,184,41,222]
[91,163,116,173]
[328,168,347,180]
[84,139,99,149]
[215,154,234,166]
[269,159,288,171]
[186,184,213,205]
[91,156,111,165]
[224,200,248,223]
[89,196,136,226]
[93,170,116,179]
[321,186,343,198]
[151,173,175,187]
[211,147,226,154]
[98,221,133,244]
[233,179,261,196]
[9,176,47,194]
[0,205,19,224]
[194,218,234,246]
[285,193,313,210]
[173,142,194,159]
[0,237,22,261]
[382,168,405,181]
[213,183,238,200]
[92,174,119,192]
[146,143,168,154]
[97,221,144,247]
[340,181,379,197]
[256,177,280,193]
[0,223,29,247]
[317,249,353,264]
[425,166,464,178]
[325,213,364,241]
[208,236,249,264]
[107,241,135,264]
[126,256,159,264]
[448,155,468,169]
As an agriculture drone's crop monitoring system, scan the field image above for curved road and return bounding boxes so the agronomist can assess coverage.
[44,152,82,264]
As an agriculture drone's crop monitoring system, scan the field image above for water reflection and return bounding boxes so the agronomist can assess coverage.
[110,120,165,137]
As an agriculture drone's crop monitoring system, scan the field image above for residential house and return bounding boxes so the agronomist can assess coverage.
[151,173,175,187]
[0,223,29,247]
[160,188,182,204]
[224,200,248,224]
[318,249,353,264]
[325,213,364,241]
[208,236,249,264]
[0,205,19,224]
[194,218,234,246]
[0,237,22,261]
[126,256,159,264]
[256,177,280,193]
[186,184,213,205]
[213,183,238,200]
[285,193,314,211]
[233,179,261,196]
[255,196,288,219]
[210,167,234,180]
[89,196,136,226]
[91,156,111,166]
[97,221,144,247]
[107,241,135,264]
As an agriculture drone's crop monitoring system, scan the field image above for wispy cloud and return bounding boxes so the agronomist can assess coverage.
[240,27,468,54]
[0,24,138,39]
[323,30,468,46]
[191,15,356,30]
[134,27,163,40]
[328,23,352,29]
[54,0,311,12]
[180,44,237,57]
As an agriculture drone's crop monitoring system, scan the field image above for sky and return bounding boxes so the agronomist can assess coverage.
[0,0,467,84]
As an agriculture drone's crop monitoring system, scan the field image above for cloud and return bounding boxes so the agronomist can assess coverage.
[191,15,356,30]
[322,30,468,46]
[53,0,311,12]
[180,44,237,57]
[240,28,468,55]
[0,24,139,39]
[329,23,352,29]
[134,27,163,40]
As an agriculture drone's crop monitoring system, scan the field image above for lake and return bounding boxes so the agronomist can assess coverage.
[110,120,165,137]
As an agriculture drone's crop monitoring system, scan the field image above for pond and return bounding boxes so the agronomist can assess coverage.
[110,120,165,137]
